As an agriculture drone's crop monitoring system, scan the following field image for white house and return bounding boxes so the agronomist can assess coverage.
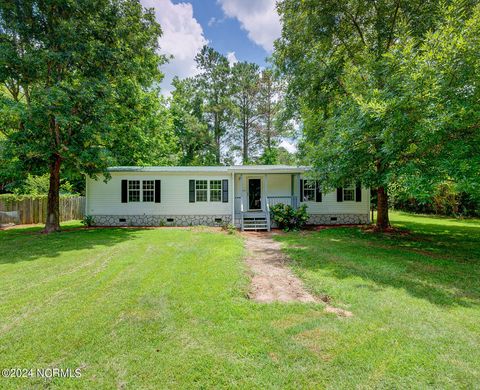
[85,165,370,230]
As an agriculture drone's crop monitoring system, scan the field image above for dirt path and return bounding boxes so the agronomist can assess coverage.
[243,232,317,303]
[243,232,353,317]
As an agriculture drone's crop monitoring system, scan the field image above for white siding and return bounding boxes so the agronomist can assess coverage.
[266,174,292,197]
[87,172,232,216]
[300,187,370,215]
[234,174,292,197]
[87,170,370,217]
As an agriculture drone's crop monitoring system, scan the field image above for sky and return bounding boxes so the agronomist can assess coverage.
[138,0,296,153]
[139,0,281,93]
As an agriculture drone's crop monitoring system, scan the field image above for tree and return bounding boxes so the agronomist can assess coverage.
[230,62,261,164]
[0,0,166,232]
[257,69,293,164]
[170,76,216,165]
[195,46,232,164]
[275,0,450,229]
[409,3,480,201]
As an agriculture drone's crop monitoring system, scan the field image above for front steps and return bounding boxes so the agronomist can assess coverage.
[242,212,269,231]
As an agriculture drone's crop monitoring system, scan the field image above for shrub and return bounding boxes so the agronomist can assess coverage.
[81,215,95,227]
[222,222,237,234]
[270,203,309,232]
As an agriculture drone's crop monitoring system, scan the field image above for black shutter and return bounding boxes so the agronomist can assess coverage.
[189,180,195,203]
[300,179,304,202]
[315,182,322,202]
[121,180,128,203]
[155,180,161,203]
[222,179,229,203]
[356,183,362,202]
[337,187,343,202]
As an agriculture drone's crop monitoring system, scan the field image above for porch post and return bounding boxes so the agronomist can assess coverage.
[296,173,301,208]
[231,171,235,224]
[240,174,244,211]
[264,174,268,210]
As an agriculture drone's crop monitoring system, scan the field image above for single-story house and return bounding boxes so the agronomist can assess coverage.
[85,165,370,230]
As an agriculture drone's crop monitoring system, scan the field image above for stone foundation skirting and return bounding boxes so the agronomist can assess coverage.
[307,214,369,225]
[92,214,232,227]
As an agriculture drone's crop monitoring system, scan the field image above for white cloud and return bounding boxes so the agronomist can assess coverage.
[226,51,238,66]
[217,0,281,52]
[208,17,217,27]
[140,0,208,94]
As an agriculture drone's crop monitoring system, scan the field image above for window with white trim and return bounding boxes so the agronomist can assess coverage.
[343,183,355,201]
[142,180,154,202]
[303,180,316,202]
[210,180,222,202]
[195,180,208,202]
[128,180,140,202]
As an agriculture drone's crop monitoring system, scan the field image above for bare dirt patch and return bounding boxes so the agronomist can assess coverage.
[242,232,353,317]
[243,232,316,303]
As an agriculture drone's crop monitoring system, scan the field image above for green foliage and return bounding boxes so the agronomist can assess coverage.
[170,47,292,166]
[229,62,261,163]
[274,0,480,226]
[11,174,76,195]
[390,181,480,217]
[221,222,237,234]
[270,203,309,231]
[259,146,297,165]
[170,77,216,165]
[81,215,95,227]
[0,0,174,230]
[195,46,233,164]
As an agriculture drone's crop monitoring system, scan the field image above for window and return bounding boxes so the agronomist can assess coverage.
[303,180,316,202]
[343,184,355,201]
[128,180,140,202]
[195,180,208,202]
[143,180,154,202]
[210,180,222,202]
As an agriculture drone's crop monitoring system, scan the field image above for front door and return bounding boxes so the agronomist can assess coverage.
[248,179,262,210]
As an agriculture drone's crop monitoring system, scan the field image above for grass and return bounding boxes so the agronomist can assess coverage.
[0,212,479,388]
[275,211,480,388]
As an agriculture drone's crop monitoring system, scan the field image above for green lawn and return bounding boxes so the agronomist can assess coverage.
[0,213,479,389]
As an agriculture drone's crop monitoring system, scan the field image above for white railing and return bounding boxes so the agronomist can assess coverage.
[267,196,297,208]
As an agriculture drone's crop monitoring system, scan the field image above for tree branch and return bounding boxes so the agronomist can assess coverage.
[386,0,401,51]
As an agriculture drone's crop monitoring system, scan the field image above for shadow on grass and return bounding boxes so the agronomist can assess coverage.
[0,226,141,265]
[277,222,480,308]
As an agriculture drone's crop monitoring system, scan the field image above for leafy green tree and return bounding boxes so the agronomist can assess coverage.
[12,173,75,195]
[257,69,293,164]
[275,0,451,229]
[408,3,480,201]
[195,46,232,164]
[230,62,261,164]
[0,0,166,232]
[170,76,216,165]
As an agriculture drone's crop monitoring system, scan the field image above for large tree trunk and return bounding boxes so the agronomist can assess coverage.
[43,154,62,233]
[376,186,390,230]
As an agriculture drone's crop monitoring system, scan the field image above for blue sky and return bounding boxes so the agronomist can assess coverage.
[176,0,271,66]
[140,0,281,93]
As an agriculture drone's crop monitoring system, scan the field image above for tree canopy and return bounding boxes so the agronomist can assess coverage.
[0,0,175,231]
[274,0,480,227]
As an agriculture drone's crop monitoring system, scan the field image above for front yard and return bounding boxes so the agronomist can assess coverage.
[0,212,479,388]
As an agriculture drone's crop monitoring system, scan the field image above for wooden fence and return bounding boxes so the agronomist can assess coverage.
[0,196,85,224]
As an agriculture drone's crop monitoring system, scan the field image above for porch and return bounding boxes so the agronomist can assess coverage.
[233,172,301,231]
